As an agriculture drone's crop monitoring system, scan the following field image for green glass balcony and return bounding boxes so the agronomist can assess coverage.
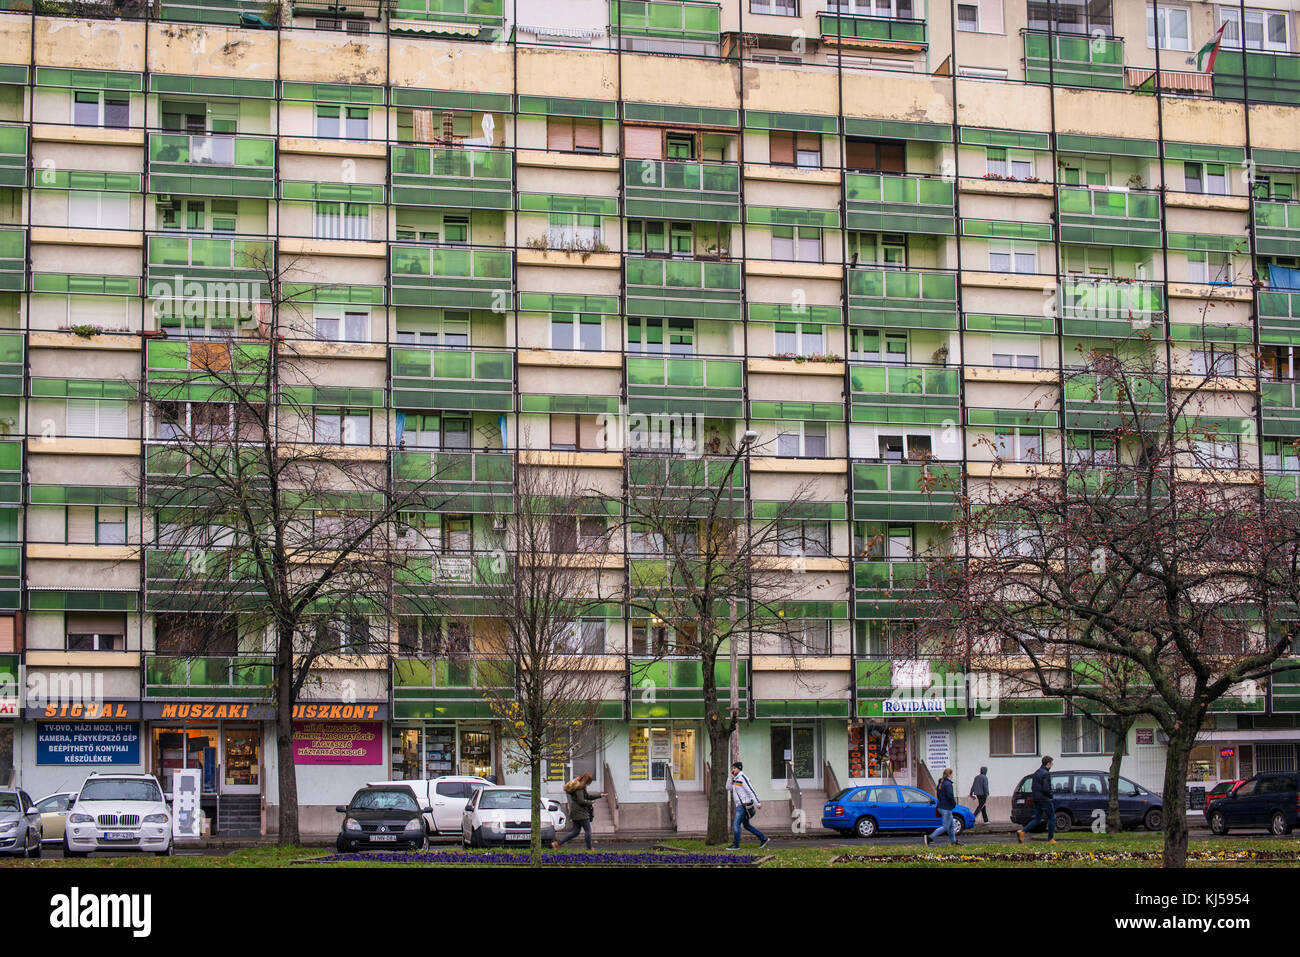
[854,659,965,718]
[1060,278,1163,336]
[157,0,273,25]
[393,450,513,513]
[0,546,18,611]
[627,355,744,418]
[391,147,513,210]
[627,455,745,516]
[1213,50,1300,106]
[148,133,275,199]
[390,347,514,412]
[389,0,504,34]
[144,655,274,699]
[144,549,266,611]
[393,657,514,720]
[146,339,270,403]
[391,246,512,310]
[624,256,742,321]
[1063,374,1166,431]
[1263,382,1300,436]
[818,11,926,45]
[1273,658,1300,713]
[1023,30,1125,89]
[849,364,959,425]
[851,462,960,522]
[1260,290,1300,344]
[610,1,721,44]
[0,227,24,293]
[1058,187,1161,248]
[291,0,383,17]
[848,267,957,330]
[623,160,740,223]
[146,236,274,292]
[1255,201,1300,257]
[629,658,746,720]
[0,442,21,507]
[845,173,955,235]
[0,124,25,188]
[0,334,23,397]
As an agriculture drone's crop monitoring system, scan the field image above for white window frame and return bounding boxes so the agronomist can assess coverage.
[985,147,1036,180]
[1186,250,1233,285]
[66,398,128,439]
[772,322,826,357]
[68,191,130,230]
[1218,6,1291,52]
[314,408,371,445]
[314,201,370,240]
[316,104,370,140]
[849,329,908,363]
[989,242,1037,274]
[771,225,823,263]
[395,310,470,347]
[775,419,829,457]
[750,0,798,15]
[1147,4,1191,51]
[550,313,604,351]
[314,306,370,343]
[992,427,1043,463]
[72,89,129,129]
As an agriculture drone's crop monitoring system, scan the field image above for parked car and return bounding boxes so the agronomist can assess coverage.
[1206,772,1300,836]
[0,789,42,857]
[34,792,77,845]
[1011,771,1163,832]
[336,785,431,853]
[63,773,172,857]
[822,785,976,839]
[368,776,492,835]
[1202,780,1243,822]
[461,786,556,847]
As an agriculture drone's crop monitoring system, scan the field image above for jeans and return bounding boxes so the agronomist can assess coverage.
[732,804,766,846]
[928,808,957,844]
[972,796,989,823]
[555,819,592,849]
[1023,799,1056,839]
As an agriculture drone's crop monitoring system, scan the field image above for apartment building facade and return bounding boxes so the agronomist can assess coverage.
[0,0,1298,834]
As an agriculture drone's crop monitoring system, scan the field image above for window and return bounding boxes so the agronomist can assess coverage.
[850,329,908,363]
[665,132,695,160]
[777,520,831,557]
[989,716,1038,756]
[1184,162,1227,196]
[770,131,821,168]
[316,105,369,140]
[557,620,607,654]
[314,308,369,343]
[985,148,1035,180]
[1218,6,1290,52]
[398,412,470,450]
[549,514,607,552]
[848,232,906,266]
[770,721,817,779]
[314,201,370,240]
[989,243,1037,274]
[546,213,603,247]
[314,409,370,445]
[631,620,695,655]
[771,226,822,263]
[776,420,828,457]
[855,521,913,558]
[395,311,469,346]
[1193,436,1240,468]
[751,0,798,14]
[65,612,126,652]
[778,621,831,656]
[773,323,825,357]
[549,414,604,451]
[1059,157,1110,187]
[1264,438,1300,472]
[68,191,130,230]
[1187,251,1233,285]
[855,619,915,656]
[73,90,129,129]
[1067,431,1116,465]
[67,398,128,438]
[160,198,237,234]
[546,116,601,153]
[1147,4,1190,50]
[845,137,906,174]
[993,428,1043,463]
[551,313,604,351]
[627,219,695,257]
[1263,346,1300,383]
[829,0,915,19]
[1027,0,1112,36]
[312,617,373,654]
[628,317,694,355]
[1061,716,1122,755]
[65,506,126,545]
[957,3,978,30]
[990,340,1040,369]
[1190,345,1238,376]
[872,433,932,462]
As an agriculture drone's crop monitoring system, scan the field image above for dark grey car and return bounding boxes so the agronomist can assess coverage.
[0,789,43,857]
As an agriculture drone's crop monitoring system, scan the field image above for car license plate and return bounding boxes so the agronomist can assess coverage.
[505,833,529,841]
[370,834,397,842]
[103,831,135,841]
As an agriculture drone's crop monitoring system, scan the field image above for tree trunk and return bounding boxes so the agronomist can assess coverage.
[1106,715,1136,833]
[529,753,542,866]
[1160,719,1198,868]
[707,722,731,845]
[274,638,299,846]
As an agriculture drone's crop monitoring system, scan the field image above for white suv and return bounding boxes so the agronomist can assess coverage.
[64,773,172,857]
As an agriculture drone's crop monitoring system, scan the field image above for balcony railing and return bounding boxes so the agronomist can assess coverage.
[1261,289,1300,343]
[146,235,274,293]
[157,0,275,26]
[389,245,513,310]
[0,335,22,397]
[1212,50,1300,106]
[818,11,926,46]
[1063,374,1167,431]
[144,654,274,699]
[854,659,966,718]
[393,450,513,513]
[624,256,743,321]
[390,346,514,412]
[1058,187,1161,248]
[1023,30,1125,90]
[1255,200,1300,257]
[849,364,960,425]
[390,147,513,210]
[148,133,275,199]
[845,173,955,236]
[851,461,960,522]
[0,124,25,189]
[1059,277,1164,335]
[388,0,504,35]
[145,339,270,403]
[0,442,21,507]
[629,658,746,720]
[1262,382,1300,436]
[626,355,744,417]
[392,656,514,719]
[610,0,721,44]
[847,266,958,330]
[623,160,741,223]
[0,227,24,293]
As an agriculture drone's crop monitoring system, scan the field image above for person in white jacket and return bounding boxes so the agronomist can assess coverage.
[726,761,770,850]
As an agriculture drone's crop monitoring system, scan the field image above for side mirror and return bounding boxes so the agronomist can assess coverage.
[335,806,347,814]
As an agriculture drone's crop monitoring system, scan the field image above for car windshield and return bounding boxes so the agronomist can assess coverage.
[0,794,19,812]
[351,790,419,811]
[478,790,533,810]
[79,780,162,803]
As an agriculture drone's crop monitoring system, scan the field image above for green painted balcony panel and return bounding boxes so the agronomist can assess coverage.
[851,462,960,522]
[626,356,744,417]
[623,160,740,223]
[390,347,513,412]
[0,123,26,188]
[0,546,19,609]
[389,0,503,33]
[1263,382,1300,436]
[847,267,958,330]
[146,236,274,292]
[144,655,274,699]
[1023,31,1125,90]
[1064,374,1167,431]
[0,441,22,507]
[1256,201,1300,257]
[611,0,721,43]
[849,365,960,425]
[391,147,513,210]
[146,339,270,402]
[1260,290,1300,344]
[0,334,22,397]
[1058,187,1161,248]
[1061,279,1163,326]
[629,657,747,720]
[818,11,926,45]
[0,227,24,292]
[1273,658,1300,713]
[624,256,742,320]
[392,657,514,701]
[1213,50,1300,106]
[854,659,966,718]
[393,450,513,513]
[390,246,513,311]
[148,133,275,199]
[158,0,273,26]
[845,173,955,236]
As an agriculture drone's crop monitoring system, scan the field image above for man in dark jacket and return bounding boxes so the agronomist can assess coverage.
[969,766,990,824]
[924,768,961,847]
[1017,756,1057,843]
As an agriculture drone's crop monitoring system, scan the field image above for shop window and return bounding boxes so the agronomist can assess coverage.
[628,722,696,782]
[770,721,816,779]
[65,612,126,652]
[546,116,601,153]
[848,723,907,778]
[154,727,217,794]
[989,716,1038,756]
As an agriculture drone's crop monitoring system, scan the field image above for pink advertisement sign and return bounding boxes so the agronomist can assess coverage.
[292,721,382,766]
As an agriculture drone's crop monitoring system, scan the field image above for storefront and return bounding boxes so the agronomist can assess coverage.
[628,720,701,791]
[0,653,16,783]
[1189,717,1300,804]
[389,721,497,781]
[848,719,910,784]
[21,702,146,796]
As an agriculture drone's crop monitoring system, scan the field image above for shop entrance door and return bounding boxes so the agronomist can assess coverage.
[670,727,698,787]
[458,728,493,779]
[221,727,260,794]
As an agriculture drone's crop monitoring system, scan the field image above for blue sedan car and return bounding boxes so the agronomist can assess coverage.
[823,785,977,839]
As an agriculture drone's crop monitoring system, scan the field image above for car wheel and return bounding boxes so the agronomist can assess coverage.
[854,816,878,839]
[155,843,172,858]
[335,836,350,854]
[1054,810,1072,834]
[29,834,41,858]
[951,816,965,836]
[471,826,483,849]
[1270,811,1293,837]
[62,837,85,859]
[411,832,427,851]
[1209,810,1229,836]
[1143,808,1163,831]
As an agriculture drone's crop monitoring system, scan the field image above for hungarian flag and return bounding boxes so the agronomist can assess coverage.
[1196,22,1227,72]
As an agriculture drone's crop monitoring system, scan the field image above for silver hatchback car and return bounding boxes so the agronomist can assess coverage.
[0,789,43,857]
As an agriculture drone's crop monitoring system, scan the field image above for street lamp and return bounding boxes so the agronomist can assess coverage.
[728,430,758,766]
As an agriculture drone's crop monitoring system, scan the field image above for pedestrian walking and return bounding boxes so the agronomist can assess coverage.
[924,768,961,847]
[726,761,770,850]
[969,766,990,824]
[1017,756,1057,844]
[552,771,598,850]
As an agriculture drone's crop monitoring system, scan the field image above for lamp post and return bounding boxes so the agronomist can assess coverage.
[727,430,758,766]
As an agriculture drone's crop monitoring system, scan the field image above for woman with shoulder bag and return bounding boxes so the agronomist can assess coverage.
[553,772,599,851]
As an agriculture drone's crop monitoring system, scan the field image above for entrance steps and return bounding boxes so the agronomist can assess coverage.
[217,794,262,837]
